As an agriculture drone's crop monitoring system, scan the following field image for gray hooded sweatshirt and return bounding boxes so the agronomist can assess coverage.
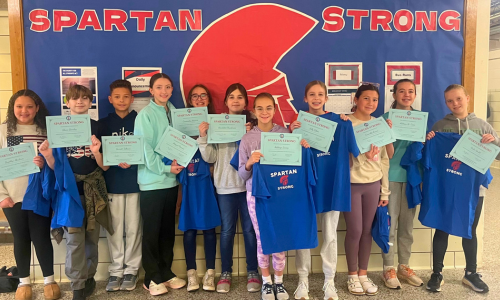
[431,113,500,196]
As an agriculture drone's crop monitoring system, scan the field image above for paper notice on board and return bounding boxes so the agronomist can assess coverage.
[122,67,162,112]
[324,62,363,114]
[384,62,423,112]
[60,67,99,120]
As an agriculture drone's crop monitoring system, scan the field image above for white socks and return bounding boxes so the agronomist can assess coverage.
[262,275,272,285]
[359,275,377,294]
[347,274,358,280]
[44,275,55,285]
[384,265,394,271]
[19,277,30,286]
[274,274,283,284]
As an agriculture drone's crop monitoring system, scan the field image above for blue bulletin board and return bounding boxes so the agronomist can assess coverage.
[23,0,464,127]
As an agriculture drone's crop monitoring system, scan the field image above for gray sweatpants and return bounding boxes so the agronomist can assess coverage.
[381,181,416,266]
[64,196,101,290]
[296,210,340,282]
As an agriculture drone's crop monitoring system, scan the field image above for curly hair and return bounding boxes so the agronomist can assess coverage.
[5,89,50,136]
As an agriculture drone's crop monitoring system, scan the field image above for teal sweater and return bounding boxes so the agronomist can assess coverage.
[134,100,178,191]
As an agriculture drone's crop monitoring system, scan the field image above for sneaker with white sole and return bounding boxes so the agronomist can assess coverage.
[274,283,290,300]
[261,283,275,300]
[247,271,261,293]
[398,264,423,287]
[187,269,199,292]
[294,280,309,300]
[164,277,186,289]
[120,274,138,291]
[347,277,364,295]
[382,267,401,289]
[106,276,122,292]
[426,272,443,292]
[217,271,231,293]
[148,280,168,296]
[462,270,489,293]
[322,280,338,300]
[360,277,378,296]
[203,269,216,291]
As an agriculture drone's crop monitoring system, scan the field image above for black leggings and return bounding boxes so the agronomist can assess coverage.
[3,203,54,278]
[432,197,483,273]
[183,229,216,271]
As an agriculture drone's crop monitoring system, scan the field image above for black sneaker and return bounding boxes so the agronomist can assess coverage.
[273,283,289,300]
[426,273,444,292]
[72,289,85,300]
[463,271,489,293]
[84,277,96,297]
[261,283,275,300]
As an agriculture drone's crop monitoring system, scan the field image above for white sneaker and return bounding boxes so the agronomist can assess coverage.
[186,269,199,292]
[164,277,186,289]
[203,269,216,291]
[322,280,338,300]
[294,280,309,300]
[148,280,168,296]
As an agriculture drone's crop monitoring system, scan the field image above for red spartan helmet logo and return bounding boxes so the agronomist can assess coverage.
[181,4,318,126]
[451,161,462,171]
[280,175,289,186]
[188,163,195,173]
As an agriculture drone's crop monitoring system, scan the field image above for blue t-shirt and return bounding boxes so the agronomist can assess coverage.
[177,150,221,231]
[252,148,318,254]
[400,142,424,209]
[311,112,359,213]
[419,133,492,239]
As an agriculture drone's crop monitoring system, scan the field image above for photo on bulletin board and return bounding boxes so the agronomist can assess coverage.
[122,67,162,112]
[59,66,99,120]
[324,62,363,115]
[384,62,423,113]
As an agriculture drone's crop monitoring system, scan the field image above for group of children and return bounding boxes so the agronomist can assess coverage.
[0,72,496,300]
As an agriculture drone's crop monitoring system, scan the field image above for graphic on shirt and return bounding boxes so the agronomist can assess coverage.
[7,135,45,148]
[188,162,195,173]
[112,127,134,136]
[66,145,94,159]
[451,160,462,171]
[280,175,288,186]
[180,4,318,126]
[442,127,482,136]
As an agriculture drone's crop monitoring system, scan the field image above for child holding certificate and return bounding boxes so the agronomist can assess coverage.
[380,79,424,289]
[0,90,60,300]
[133,73,186,296]
[238,93,310,300]
[39,84,113,300]
[197,83,260,294]
[345,83,390,296]
[99,80,141,292]
[425,84,500,293]
[289,80,359,300]
[175,84,219,292]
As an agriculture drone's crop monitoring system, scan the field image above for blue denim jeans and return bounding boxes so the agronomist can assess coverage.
[218,192,258,273]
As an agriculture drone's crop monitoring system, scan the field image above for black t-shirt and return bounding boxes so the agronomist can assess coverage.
[66,119,101,194]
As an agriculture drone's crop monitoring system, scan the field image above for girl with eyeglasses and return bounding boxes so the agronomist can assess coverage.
[176,84,220,292]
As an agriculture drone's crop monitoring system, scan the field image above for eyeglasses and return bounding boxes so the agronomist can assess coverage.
[191,93,208,100]
[360,81,380,89]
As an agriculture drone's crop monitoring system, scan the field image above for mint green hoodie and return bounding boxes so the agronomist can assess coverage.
[134,100,178,191]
